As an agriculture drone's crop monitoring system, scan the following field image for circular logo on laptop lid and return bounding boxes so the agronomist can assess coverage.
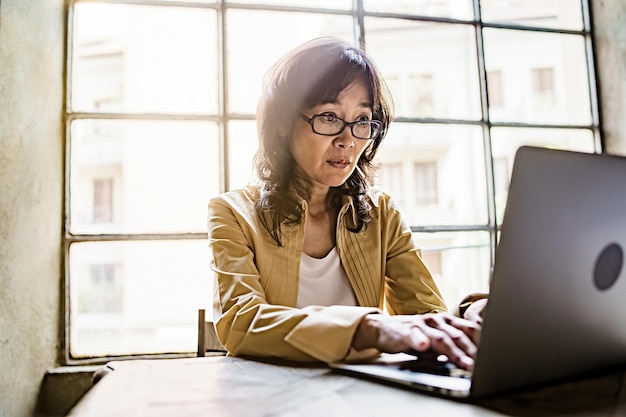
[593,243,623,291]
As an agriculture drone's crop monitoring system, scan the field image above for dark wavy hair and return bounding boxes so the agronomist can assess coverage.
[254,37,394,245]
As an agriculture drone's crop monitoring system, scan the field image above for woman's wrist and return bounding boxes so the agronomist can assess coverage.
[351,313,382,351]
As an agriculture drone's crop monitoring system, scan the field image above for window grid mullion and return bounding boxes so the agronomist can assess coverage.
[581,0,603,152]
[218,0,229,193]
[472,0,498,266]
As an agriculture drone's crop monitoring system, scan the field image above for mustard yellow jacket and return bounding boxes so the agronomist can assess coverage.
[207,186,447,363]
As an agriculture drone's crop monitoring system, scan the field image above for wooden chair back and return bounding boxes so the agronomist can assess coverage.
[197,309,227,357]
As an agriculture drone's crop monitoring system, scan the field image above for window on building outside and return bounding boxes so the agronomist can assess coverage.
[487,70,504,107]
[414,161,439,206]
[64,0,601,361]
[532,67,556,107]
[377,162,404,206]
[93,178,114,223]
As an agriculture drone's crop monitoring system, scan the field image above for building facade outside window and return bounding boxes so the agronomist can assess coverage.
[64,0,601,361]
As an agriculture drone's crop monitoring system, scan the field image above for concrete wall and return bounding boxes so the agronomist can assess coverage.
[0,1,625,417]
[0,1,65,417]
[593,0,626,156]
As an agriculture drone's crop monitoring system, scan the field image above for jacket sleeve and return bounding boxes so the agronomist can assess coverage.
[207,195,379,363]
[380,194,449,315]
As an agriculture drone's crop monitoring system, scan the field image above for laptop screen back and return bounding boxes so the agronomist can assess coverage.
[471,146,626,396]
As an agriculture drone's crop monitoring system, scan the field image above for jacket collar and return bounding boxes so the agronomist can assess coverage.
[271,183,376,233]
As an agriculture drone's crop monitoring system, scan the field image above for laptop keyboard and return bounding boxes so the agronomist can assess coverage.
[399,359,472,379]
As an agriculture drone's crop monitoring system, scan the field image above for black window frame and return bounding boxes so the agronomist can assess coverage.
[63,0,602,364]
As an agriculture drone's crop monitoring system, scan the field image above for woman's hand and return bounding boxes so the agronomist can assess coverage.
[462,298,487,325]
[461,298,487,345]
[351,313,480,370]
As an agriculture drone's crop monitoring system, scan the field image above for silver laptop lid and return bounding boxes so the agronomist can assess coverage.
[471,146,626,396]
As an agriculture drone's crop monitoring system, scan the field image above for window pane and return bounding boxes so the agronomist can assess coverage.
[414,231,492,307]
[363,0,474,20]
[375,123,488,226]
[484,29,591,125]
[365,19,481,120]
[69,119,220,235]
[228,121,259,191]
[229,0,351,9]
[72,3,218,114]
[227,10,354,114]
[480,0,583,31]
[491,127,595,223]
[69,240,211,357]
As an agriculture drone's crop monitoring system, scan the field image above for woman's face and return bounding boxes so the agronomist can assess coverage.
[290,81,373,195]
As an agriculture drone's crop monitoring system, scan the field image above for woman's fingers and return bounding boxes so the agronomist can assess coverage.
[437,315,478,357]
[407,326,431,352]
[416,320,475,370]
[397,313,479,370]
[354,313,481,370]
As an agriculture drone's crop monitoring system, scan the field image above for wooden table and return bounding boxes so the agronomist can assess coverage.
[68,355,626,417]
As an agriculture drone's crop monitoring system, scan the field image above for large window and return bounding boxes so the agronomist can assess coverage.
[65,0,600,361]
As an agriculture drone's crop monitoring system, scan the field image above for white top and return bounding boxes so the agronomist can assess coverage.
[296,247,358,308]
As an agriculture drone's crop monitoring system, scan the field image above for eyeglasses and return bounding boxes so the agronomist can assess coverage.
[298,112,382,140]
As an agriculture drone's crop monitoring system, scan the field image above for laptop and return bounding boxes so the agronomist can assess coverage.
[331,145,626,398]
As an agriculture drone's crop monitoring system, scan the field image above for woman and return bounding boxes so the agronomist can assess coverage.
[208,37,482,369]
